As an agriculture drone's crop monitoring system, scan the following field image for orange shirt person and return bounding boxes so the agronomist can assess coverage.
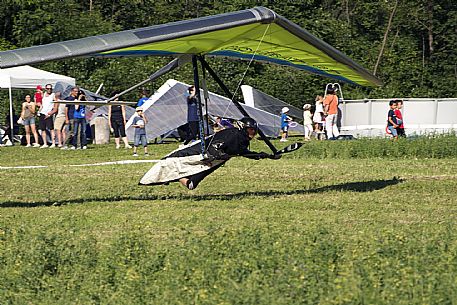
[323,87,340,140]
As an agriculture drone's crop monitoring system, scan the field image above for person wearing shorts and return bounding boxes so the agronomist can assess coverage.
[20,94,40,147]
[108,99,131,149]
[387,100,399,140]
[132,107,148,157]
[54,101,67,147]
[38,84,57,148]
[280,107,292,142]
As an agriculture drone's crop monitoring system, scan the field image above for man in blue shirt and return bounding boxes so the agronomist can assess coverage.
[184,86,200,145]
[280,107,292,142]
[71,91,87,149]
[136,89,149,107]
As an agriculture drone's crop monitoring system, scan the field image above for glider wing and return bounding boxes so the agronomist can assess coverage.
[0,7,381,87]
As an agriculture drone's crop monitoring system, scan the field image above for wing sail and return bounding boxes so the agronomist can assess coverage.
[0,7,380,87]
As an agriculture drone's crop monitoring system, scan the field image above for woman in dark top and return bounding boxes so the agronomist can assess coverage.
[108,104,131,149]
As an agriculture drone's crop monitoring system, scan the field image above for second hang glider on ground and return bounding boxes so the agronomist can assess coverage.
[0,7,380,87]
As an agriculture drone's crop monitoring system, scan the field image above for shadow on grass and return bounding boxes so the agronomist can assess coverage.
[0,177,404,208]
[1,177,403,208]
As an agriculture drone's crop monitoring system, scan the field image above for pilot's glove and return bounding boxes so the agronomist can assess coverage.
[258,152,270,159]
[268,153,282,160]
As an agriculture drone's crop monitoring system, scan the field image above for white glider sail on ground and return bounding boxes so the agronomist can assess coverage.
[95,79,304,141]
[241,85,304,120]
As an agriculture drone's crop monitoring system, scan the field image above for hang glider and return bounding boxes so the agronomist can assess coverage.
[93,79,304,140]
[53,81,136,106]
[59,100,135,106]
[0,7,381,87]
[241,85,304,120]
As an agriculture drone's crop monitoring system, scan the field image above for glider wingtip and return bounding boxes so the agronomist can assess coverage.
[251,6,277,22]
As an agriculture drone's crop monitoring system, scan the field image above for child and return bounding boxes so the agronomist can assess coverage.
[313,95,325,140]
[303,104,313,141]
[132,107,148,156]
[280,107,292,142]
[387,100,399,140]
[394,100,405,137]
[34,85,43,107]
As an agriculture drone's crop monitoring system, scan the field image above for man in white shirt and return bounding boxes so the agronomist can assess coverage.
[38,84,58,148]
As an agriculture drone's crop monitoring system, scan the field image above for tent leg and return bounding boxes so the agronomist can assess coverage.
[198,56,278,154]
[9,86,14,146]
[192,55,206,156]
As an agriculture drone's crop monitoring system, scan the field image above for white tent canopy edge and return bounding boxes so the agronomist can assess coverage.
[0,65,75,144]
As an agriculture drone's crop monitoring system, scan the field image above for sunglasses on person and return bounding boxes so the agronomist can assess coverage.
[46,87,52,90]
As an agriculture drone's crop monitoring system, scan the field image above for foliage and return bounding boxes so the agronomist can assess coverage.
[0,0,455,111]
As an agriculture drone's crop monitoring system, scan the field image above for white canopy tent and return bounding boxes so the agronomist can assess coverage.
[0,65,75,143]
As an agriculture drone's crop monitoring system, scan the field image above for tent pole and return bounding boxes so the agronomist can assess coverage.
[198,56,278,154]
[8,85,14,145]
[105,55,191,103]
[192,55,206,156]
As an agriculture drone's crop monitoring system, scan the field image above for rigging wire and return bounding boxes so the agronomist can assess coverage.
[203,24,271,152]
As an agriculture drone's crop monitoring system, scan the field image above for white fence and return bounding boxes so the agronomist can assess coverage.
[339,98,457,137]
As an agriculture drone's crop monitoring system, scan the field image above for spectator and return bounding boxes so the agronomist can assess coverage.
[323,87,339,140]
[387,100,399,140]
[71,91,87,149]
[136,89,150,107]
[313,95,325,139]
[213,116,234,132]
[3,108,19,145]
[108,95,131,149]
[38,84,58,148]
[34,85,43,107]
[303,104,313,141]
[395,99,406,137]
[20,94,40,147]
[54,98,67,148]
[62,86,79,149]
[132,107,148,157]
[280,107,292,142]
[184,85,199,145]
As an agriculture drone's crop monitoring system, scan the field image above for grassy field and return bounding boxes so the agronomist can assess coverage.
[1,136,457,304]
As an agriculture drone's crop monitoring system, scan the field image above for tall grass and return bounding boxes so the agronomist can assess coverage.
[1,135,456,304]
[296,134,457,159]
[1,225,456,304]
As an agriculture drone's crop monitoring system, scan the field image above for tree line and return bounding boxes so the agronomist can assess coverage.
[1,0,456,119]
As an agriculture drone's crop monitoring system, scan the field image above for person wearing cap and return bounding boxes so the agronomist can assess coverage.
[303,104,313,141]
[34,85,43,107]
[280,107,292,142]
[132,107,148,157]
[108,91,131,149]
[323,87,340,140]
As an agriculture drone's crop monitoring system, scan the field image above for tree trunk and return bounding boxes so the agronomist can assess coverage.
[427,0,434,55]
[373,0,398,76]
[344,0,350,25]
